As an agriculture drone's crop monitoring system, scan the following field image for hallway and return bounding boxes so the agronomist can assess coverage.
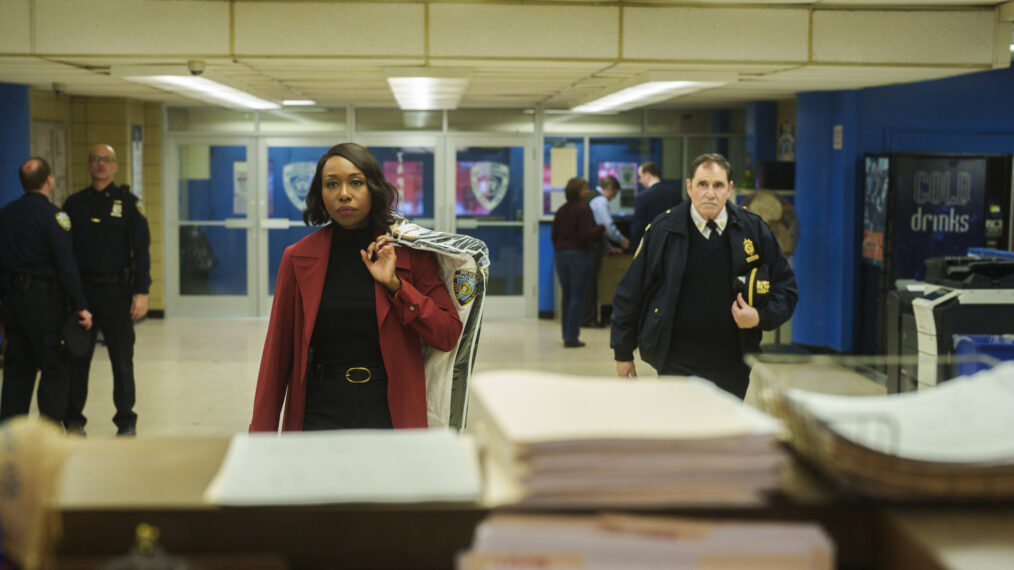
[43,317,652,437]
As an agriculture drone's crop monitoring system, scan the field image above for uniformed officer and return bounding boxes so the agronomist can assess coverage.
[63,144,151,436]
[611,153,798,399]
[0,157,93,424]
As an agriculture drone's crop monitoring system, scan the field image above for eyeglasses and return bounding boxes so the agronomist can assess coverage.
[88,156,117,164]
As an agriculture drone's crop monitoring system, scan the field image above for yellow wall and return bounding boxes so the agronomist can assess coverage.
[29,91,165,312]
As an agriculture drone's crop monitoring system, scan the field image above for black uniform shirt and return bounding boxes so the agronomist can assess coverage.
[63,182,152,294]
[0,192,87,310]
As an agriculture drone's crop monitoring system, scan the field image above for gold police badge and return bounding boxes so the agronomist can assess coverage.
[56,212,71,231]
[111,200,123,218]
[744,238,759,263]
[757,280,770,294]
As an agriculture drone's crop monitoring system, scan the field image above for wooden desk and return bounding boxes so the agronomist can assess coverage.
[50,435,1014,570]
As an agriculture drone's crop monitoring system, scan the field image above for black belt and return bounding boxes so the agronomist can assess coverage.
[314,364,387,384]
[10,272,59,292]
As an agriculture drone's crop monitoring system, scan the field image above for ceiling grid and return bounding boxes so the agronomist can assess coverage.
[0,0,1008,110]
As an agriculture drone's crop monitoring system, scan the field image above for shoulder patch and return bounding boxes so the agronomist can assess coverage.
[453,269,478,306]
[56,212,71,231]
[136,200,146,218]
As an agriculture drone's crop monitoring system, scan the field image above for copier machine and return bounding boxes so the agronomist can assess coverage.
[910,256,1014,390]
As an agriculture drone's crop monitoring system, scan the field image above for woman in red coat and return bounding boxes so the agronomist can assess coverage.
[250,143,462,432]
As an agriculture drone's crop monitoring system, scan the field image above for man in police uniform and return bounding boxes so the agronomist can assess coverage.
[0,157,92,424]
[610,153,797,399]
[63,144,151,436]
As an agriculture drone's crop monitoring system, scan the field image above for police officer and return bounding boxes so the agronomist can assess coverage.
[0,157,93,424]
[611,153,797,399]
[63,144,151,436]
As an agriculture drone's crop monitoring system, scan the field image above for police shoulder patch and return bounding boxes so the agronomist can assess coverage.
[136,199,146,218]
[452,269,478,306]
[56,212,71,231]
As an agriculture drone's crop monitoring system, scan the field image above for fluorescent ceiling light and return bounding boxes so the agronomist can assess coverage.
[114,65,278,110]
[571,72,735,113]
[283,99,316,106]
[386,68,471,110]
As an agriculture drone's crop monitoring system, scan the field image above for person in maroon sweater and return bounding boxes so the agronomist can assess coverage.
[551,177,604,348]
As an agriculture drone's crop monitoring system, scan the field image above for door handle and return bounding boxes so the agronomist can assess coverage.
[260,218,292,230]
[224,218,252,229]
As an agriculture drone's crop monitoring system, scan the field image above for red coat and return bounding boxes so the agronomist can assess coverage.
[250,225,463,432]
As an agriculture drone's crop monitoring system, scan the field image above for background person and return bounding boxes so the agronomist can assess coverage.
[551,177,604,348]
[631,161,683,249]
[611,153,797,398]
[582,175,629,328]
[62,144,151,436]
[0,157,92,425]
[250,143,463,432]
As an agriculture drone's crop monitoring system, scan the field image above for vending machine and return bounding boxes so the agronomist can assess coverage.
[858,153,1013,354]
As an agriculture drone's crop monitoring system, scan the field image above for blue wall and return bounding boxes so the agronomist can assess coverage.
[793,66,1014,352]
[745,101,777,165]
[0,83,30,208]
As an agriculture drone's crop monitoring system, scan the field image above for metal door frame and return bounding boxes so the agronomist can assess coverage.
[165,135,259,317]
[445,133,538,319]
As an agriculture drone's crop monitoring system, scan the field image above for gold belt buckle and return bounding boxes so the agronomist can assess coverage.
[345,367,371,383]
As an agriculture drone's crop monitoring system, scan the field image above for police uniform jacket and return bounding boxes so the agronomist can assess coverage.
[611,199,798,371]
[631,181,683,248]
[249,224,463,432]
[0,192,87,310]
[62,183,151,294]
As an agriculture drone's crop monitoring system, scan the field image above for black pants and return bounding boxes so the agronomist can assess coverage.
[0,287,71,423]
[65,283,136,430]
[581,240,604,325]
[302,364,393,431]
[662,360,752,400]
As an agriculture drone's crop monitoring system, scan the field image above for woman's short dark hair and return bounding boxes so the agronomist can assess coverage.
[564,176,588,202]
[303,142,399,229]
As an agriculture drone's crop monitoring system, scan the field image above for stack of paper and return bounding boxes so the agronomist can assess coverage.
[204,429,481,506]
[468,370,785,508]
[775,361,1014,499]
[458,513,833,569]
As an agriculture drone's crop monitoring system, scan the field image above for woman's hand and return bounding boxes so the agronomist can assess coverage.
[362,235,402,293]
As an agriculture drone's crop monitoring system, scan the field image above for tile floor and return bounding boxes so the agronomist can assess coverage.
[24,316,657,438]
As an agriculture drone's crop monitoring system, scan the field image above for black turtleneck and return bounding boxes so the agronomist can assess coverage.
[309,225,384,367]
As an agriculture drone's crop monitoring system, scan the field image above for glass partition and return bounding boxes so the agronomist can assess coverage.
[448,109,534,133]
[265,145,328,295]
[259,108,347,133]
[357,108,442,131]
[176,143,249,295]
[168,107,256,133]
[455,144,526,296]
[542,137,584,216]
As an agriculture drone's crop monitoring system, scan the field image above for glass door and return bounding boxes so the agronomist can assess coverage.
[167,138,257,317]
[257,138,333,315]
[355,135,441,230]
[447,136,537,318]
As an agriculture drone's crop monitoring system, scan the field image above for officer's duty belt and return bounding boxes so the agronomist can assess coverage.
[11,272,58,292]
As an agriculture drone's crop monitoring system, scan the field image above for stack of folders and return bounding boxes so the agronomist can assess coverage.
[468,370,785,508]
[204,429,482,506]
[773,362,1014,500]
[457,513,833,570]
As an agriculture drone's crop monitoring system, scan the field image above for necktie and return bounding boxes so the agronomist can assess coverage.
[706,220,719,242]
